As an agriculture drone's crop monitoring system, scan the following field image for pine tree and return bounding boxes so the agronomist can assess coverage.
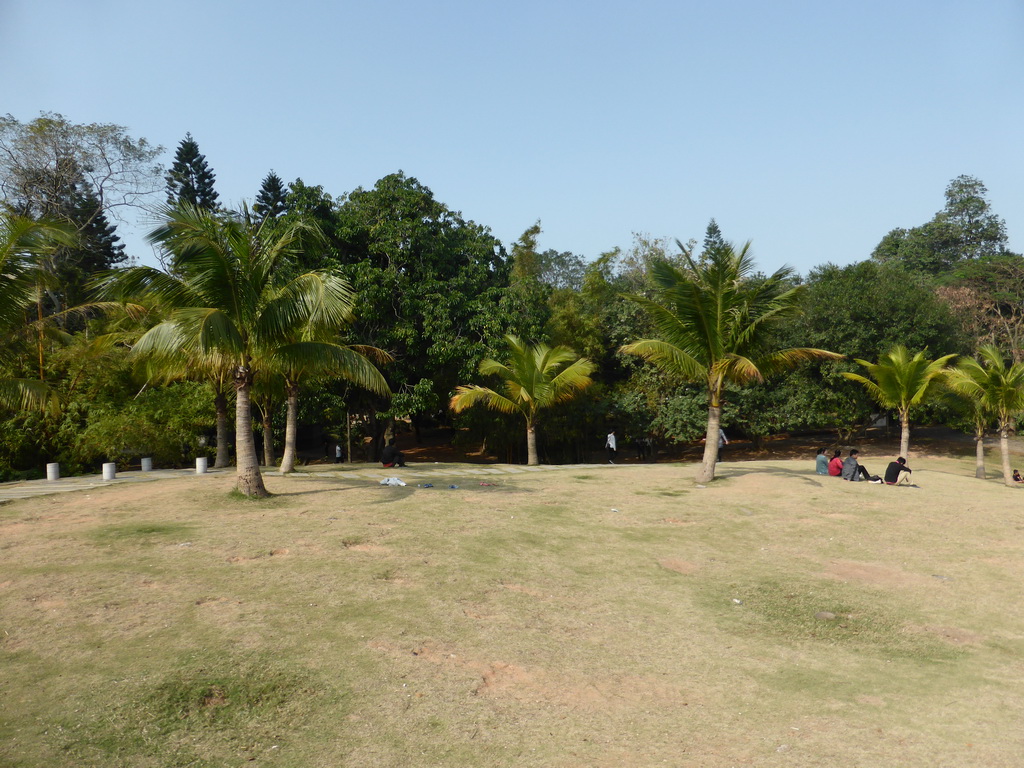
[699,218,728,263]
[253,171,288,222]
[23,165,127,314]
[165,133,220,210]
[52,181,128,312]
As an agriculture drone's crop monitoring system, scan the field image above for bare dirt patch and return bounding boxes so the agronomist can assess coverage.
[660,558,700,575]
[346,543,390,554]
[823,560,931,589]
[915,624,985,646]
[499,582,548,598]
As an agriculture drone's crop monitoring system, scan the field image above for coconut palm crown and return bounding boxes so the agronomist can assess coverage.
[621,240,841,482]
[450,335,595,465]
[842,346,956,458]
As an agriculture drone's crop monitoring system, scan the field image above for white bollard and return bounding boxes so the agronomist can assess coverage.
[196,457,208,474]
[102,462,117,481]
[140,457,153,472]
[46,463,60,481]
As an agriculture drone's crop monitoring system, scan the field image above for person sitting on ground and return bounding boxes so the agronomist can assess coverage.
[1014,469,1023,484]
[842,449,881,482]
[381,438,406,468]
[828,450,844,477]
[884,456,913,486]
[815,448,830,475]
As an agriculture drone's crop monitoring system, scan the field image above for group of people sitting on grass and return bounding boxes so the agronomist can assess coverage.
[816,448,913,486]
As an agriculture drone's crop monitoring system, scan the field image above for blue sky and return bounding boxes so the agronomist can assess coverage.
[3,0,1022,275]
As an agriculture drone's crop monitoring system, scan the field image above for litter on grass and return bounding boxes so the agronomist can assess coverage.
[380,477,407,487]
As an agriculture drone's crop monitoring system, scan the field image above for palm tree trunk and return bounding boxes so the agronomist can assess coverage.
[262,408,276,467]
[697,404,722,483]
[975,432,985,479]
[280,383,300,474]
[36,295,45,381]
[899,411,910,458]
[1000,428,1013,487]
[526,420,538,466]
[235,368,269,498]
[214,390,231,468]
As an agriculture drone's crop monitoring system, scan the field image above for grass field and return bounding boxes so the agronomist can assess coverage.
[2,455,1024,767]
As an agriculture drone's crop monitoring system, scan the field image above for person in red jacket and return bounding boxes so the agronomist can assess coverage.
[828,450,844,477]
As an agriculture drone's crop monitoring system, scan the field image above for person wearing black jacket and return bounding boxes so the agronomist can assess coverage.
[884,457,913,485]
[381,438,406,468]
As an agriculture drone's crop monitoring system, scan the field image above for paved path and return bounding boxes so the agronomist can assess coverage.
[0,462,616,503]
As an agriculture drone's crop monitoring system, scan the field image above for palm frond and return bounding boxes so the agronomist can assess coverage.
[841,371,885,405]
[449,385,522,416]
[0,378,60,414]
[845,347,956,412]
[272,341,390,396]
[620,339,707,382]
[755,347,844,379]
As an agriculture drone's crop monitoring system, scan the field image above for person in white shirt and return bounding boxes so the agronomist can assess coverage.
[606,430,617,464]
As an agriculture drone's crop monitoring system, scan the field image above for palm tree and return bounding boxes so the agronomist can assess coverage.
[251,372,284,467]
[0,213,73,412]
[97,204,367,497]
[449,335,595,466]
[961,393,992,480]
[945,346,1024,487]
[126,338,236,467]
[271,328,391,474]
[621,241,840,483]
[842,346,955,458]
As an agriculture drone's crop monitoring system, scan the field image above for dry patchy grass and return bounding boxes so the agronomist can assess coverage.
[2,455,1024,766]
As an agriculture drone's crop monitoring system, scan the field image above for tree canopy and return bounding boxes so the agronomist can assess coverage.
[872,175,1009,275]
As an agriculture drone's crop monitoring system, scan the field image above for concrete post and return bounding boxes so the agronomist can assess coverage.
[46,463,60,481]
[102,463,117,481]
[140,457,153,472]
[196,457,208,474]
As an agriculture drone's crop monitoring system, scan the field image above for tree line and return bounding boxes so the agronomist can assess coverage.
[3,112,1024,493]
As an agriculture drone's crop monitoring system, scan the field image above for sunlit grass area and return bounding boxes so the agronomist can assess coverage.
[2,457,1024,767]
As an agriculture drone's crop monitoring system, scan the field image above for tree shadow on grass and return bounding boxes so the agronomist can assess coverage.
[269,485,367,498]
[715,465,824,486]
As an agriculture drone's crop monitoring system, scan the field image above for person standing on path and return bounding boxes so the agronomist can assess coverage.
[606,430,617,464]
